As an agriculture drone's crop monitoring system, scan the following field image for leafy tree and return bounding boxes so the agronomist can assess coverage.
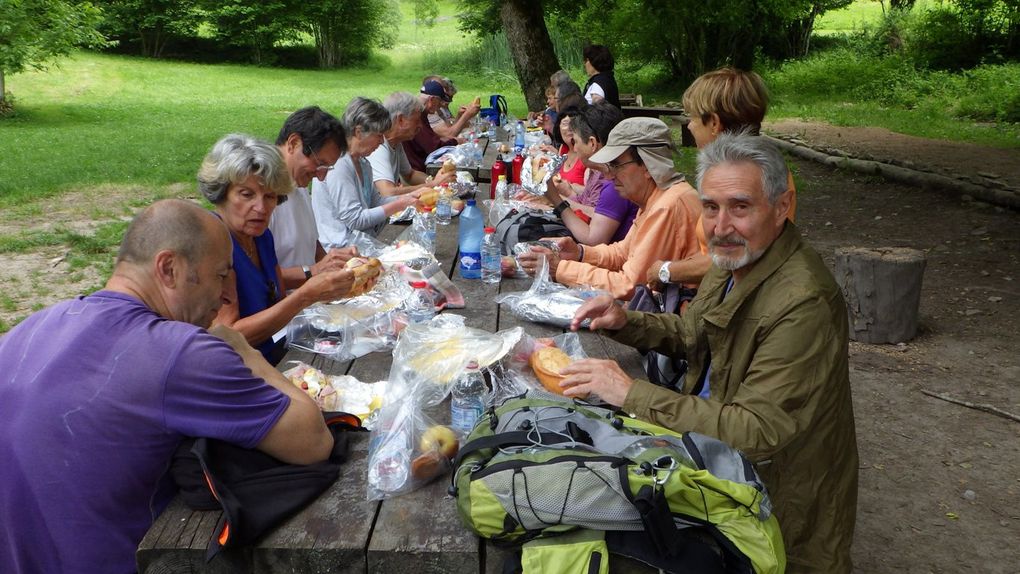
[411,0,439,28]
[302,0,400,68]
[0,0,107,109]
[569,0,852,85]
[459,0,568,110]
[205,0,301,64]
[95,0,202,58]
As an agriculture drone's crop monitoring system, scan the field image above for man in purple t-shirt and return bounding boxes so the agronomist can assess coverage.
[0,200,333,574]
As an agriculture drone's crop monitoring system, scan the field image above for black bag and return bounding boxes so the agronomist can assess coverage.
[627,284,697,391]
[494,208,573,255]
[170,411,365,560]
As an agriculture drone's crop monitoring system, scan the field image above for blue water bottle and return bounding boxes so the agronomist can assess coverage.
[458,199,483,279]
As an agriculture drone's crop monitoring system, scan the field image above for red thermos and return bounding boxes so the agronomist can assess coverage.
[511,152,524,185]
[490,154,506,199]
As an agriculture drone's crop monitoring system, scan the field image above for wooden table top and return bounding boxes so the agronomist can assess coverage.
[136,199,650,574]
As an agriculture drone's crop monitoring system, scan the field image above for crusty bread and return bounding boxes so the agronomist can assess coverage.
[529,346,572,395]
[344,257,382,297]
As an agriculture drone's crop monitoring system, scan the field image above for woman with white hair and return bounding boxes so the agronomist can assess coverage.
[199,133,368,364]
[312,97,420,248]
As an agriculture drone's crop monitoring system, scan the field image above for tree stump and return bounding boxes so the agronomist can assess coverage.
[834,247,927,344]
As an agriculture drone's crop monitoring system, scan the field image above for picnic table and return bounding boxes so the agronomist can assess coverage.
[136,197,653,574]
[424,131,506,184]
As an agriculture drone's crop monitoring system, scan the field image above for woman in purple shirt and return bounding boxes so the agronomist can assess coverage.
[543,101,638,245]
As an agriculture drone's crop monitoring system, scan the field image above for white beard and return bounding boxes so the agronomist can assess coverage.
[708,235,765,271]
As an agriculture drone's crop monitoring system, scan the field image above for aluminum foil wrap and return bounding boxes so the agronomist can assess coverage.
[495,256,604,328]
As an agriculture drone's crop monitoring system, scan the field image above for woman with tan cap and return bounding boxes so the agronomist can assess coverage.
[517,117,702,301]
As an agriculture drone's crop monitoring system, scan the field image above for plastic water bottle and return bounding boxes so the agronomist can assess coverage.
[458,199,483,279]
[494,175,509,202]
[414,206,436,253]
[514,120,526,154]
[470,133,483,167]
[435,187,452,225]
[451,363,486,435]
[407,280,434,324]
[481,227,501,284]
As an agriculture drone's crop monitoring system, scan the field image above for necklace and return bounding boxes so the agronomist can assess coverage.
[235,234,258,264]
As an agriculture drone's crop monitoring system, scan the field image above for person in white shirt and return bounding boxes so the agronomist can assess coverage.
[268,106,359,287]
[368,92,456,198]
[312,97,419,249]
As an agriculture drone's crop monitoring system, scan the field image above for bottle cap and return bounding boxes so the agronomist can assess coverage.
[467,199,476,206]
[484,227,495,233]
[410,281,428,289]
[498,175,506,181]
[423,205,433,212]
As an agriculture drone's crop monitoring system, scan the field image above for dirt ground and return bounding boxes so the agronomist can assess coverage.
[2,121,1018,572]
[765,122,1020,573]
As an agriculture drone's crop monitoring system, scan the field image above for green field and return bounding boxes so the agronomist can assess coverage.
[1,0,1017,206]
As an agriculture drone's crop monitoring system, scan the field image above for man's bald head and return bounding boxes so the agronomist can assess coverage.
[117,199,225,267]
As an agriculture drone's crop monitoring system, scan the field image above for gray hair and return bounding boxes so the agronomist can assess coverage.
[341,97,392,137]
[550,70,572,88]
[383,91,423,123]
[696,132,788,205]
[197,134,293,205]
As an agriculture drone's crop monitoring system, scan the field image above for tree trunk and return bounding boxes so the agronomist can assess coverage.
[834,247,927,344]
[499,0,561,111]
[0,70,6,102]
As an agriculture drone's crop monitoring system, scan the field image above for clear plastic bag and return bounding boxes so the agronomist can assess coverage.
[287,274,412,361]
[495,255,607,328]
[280,361,387,428]
[366,315,524,500]
[487,331,592,406]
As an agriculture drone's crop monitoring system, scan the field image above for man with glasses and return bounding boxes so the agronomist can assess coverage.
[518,117,703,301]
[269,106,359,290]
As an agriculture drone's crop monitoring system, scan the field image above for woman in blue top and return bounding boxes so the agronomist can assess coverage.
[199,134,376,364]
[312,97,420,249]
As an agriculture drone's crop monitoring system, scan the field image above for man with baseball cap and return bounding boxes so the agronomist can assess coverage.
[402,76,459,172]
[518,116,703,300]
[429,76,481,140]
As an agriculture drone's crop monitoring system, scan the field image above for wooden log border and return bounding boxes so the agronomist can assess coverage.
[764,134,1020,212]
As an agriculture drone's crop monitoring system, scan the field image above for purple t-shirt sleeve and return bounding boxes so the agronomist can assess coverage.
[593,180,634,222]
[162,332,290,449]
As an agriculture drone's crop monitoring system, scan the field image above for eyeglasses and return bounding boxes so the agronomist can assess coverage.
[304,145,334,174]
[605,159,639,175]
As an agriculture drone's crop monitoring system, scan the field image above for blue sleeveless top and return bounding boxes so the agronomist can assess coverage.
[230,228,287,364]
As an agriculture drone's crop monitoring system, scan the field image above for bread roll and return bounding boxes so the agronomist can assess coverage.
[529,346,573,395]
[344,257,382,297]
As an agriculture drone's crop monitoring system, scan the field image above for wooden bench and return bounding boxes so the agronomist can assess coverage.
[137,200,655,573]
[618,93,643,107]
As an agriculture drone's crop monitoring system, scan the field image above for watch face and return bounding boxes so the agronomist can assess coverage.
[659,264,670,283]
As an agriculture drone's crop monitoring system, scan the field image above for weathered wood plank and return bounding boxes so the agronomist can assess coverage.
[367,477,478,574]
[253,433,376,574]
[137,498,253,573]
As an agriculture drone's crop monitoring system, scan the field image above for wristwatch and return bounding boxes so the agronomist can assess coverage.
[552,200,570,218]
[658,261,672,284]
[302,266,313,280]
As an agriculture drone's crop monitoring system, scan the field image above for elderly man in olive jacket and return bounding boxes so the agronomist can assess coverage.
[565,133,859,573]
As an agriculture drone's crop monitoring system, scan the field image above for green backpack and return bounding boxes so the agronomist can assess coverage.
[450,395,786,574]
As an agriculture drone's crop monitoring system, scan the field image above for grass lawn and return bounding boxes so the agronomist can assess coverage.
[0,0,1016,333]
